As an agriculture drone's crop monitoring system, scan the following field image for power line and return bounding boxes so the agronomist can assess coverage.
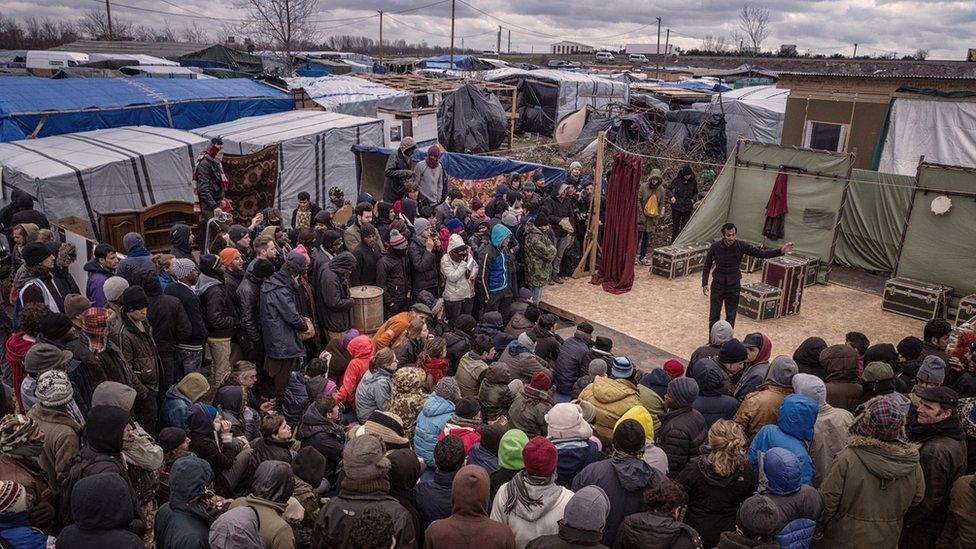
[84,0,449,24]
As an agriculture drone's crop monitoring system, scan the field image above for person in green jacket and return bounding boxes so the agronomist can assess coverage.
[523,214,557,305]
[636,169,666,265]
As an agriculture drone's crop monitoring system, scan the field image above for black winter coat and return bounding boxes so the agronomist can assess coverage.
[676,456,757,547]
[296,404,345,485]
[527,525,609,549]
[573,456,666,546]
[316,254,355,334]
[146,285,192,355]
[55,470,144,549]
[443,329,472,371]
[408,240,439,293]
[237,271,264,349]
[667,166,698,214]
[195,155,223,210]
[616,512,702,549]
[350,242,379,287]
[657,407,708,478]
[164,281,207,347]
[554,333,592,395]
[383,149,414,203]
[196,273,238,339]
[377,248,410,305]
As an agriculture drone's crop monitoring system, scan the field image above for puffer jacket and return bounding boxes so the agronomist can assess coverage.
[83,259,114,307]
[414,393,456,465]
[734,384,793,441]
[499,339,550,382]
[491,474,574,548]
[508,392,552,438]
[579,376,641,438]
[748,395,818,485]
[528,324,562,365]
[821,344,863,413]
[677,455,757,547]
[259,270,307,360]
[196,271,238,339]
[355,368,394,423]
[376,247,410,306]
[819,435,924,548]
[616,512,702,549]
[667,165,698,214]
[776,519,816,549]
[335,335,374,408]
[479,363,516,422]
[657,406,708,478]
[237,270,264,351]
[440,237,475,301]
[408,236,439,294]
[573,456,666,546]
[195,154,223,209]
[296,404,344,484]
[691,361,740,428]
[553,331,592,395]
[114,315,161,397]
[760,448,823,549]
[387,367,429,440]
[160,385,195,430]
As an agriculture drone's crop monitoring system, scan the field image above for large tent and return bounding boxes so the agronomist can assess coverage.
[482,68,629,136]
[693,85,789,153]
[0,126,208,239]
[0,76,293,142]
[285,76,413,117]
[192,110,384,212]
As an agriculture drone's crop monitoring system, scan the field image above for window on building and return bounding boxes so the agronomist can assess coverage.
[803,121,848,153]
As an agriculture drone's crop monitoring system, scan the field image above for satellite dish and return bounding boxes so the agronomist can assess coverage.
[931,195,952,215]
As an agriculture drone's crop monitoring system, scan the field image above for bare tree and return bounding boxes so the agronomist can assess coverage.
[913,48,929,60]
[79,8,131,39]
[701,34,729,53]
[737,4,771,51]
[182,21,210,43]
[237,0,319,72]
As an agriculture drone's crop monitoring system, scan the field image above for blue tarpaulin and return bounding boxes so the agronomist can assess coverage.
[0,76,294,142]
[668,80,732,93]
[419,55,490,71]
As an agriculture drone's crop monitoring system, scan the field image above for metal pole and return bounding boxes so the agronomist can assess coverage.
[105,0,113,39]
[655,17,662,78]
[378,11,384,63]
[508,29,511,53]
[497,25,502,54]
[852,43,858,58]
[664,28,670,58]
[449,0,455,67]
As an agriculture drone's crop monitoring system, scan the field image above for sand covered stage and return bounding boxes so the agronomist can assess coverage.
[541,269,923,367]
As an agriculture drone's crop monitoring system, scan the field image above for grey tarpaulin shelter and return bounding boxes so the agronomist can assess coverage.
[192,110,384,212]
[0,126,207,239]
[674,141,854,271]
[693,85,788,153]
[285,75,413,117]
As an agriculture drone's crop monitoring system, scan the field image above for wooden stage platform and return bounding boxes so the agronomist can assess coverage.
[541,268,923,370]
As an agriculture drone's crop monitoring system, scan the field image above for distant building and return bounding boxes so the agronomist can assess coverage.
[780,44,797,56]
[625,44,660,55]
[551,41,594,55]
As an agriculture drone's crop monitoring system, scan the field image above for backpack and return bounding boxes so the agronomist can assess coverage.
[643,193,660,218]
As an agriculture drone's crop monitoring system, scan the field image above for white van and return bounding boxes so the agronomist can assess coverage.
[628,53,649,64]
[25,51,90,71]
[595,51,616,62]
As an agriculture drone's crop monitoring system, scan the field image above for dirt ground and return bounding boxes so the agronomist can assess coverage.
[541,269,924,364]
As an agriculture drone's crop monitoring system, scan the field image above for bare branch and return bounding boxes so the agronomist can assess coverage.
[738,4,771,51]
[236,0,318,72]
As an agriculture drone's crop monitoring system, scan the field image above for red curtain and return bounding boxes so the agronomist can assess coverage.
[590,153,642,294]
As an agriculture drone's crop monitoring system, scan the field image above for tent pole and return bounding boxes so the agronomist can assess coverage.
[573,130,606,278]
[892,155,924,278]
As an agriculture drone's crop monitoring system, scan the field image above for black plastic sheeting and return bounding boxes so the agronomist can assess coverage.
[437,84,508,154]
[664,110,727,161]
[569,113,656,156]
[516,79,559,136]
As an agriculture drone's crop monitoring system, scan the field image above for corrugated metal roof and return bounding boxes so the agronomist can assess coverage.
[778,71,976,80]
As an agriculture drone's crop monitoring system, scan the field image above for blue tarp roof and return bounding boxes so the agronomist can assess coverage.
[420,55,486,71]
[352,145,566,187]
[0,76,294,142]
[669,80,732,92]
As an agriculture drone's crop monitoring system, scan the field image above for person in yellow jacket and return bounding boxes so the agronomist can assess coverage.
[579,357,640,438]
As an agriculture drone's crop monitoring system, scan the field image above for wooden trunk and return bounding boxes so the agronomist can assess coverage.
[882,277,953,321]
[739,283,782,321]
[762,256,806,317]
[957,294,976,326]
[684,242,711,275]
[737,239,767,273]
[651,245,691,279]
[790,253,821,287]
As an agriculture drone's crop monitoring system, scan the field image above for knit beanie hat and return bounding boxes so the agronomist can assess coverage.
[455,396,481,419]
[562,486,610,533]
[23,343,73,374]
[63,294,92,319]
[612,418,646,455]
[36,370,73,407]
[446,218,465,233]
[218,247,241,268]
[593,336,613,354]
[0,481,31,514]
[39,313,73,341]
[342,434,391,481]
[917,356,946,384]
[737,495,786,539]
[522,436,557,477]
[389,229,407,250]
[228,224,249,243]
[284,250,308,273]
[480,423,508,456]
[293,447,328,488]
[588,358,608,376]
[158,427,188,454]
[171,258,197,280]
[177,373,210,402]
[498,429,529,471]
[864,344,899,370]
[248,258,274,280]
[710,320,734,345]
[862,361,894,382]
[611,356,634,379]
[719,339,748,364]
[767,356,798,387]
[529,371,552,392]
[545,403,593,441]
[434,377,460,401]
[413,218,430,237]
[897,336,924,361]
[121,286,149,313]
[362,411,410,449]
[667,377,700,407]
[22,242,52,269]
[102,276,130,302]
[663,359,684,378]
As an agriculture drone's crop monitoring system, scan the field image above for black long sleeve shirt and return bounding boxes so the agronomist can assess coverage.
[702,240,784,287]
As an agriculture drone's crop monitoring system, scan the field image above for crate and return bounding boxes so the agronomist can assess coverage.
[739,283,782,321]
[882,277,953,321]
[684,242,711,275]
[789,253,821,287]
[762,255,807,317]
[651,245,692,279]
[954,294,976,326]
[737,239,767,273]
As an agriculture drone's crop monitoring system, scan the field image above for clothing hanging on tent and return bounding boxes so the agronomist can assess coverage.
[763,170,789,240]
[590,152,641,294]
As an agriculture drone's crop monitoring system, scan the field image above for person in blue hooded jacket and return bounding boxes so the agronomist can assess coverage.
[691,359,740,428]
[758,447,823,549]
[414,377,459,466]
[748,394,819,486]
[477,224,513,315]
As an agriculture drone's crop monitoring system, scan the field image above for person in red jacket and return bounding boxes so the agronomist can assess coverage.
[336,335,375,411]
[4,303,47,413]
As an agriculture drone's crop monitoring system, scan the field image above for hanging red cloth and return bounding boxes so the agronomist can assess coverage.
[763,170,789,240]
[590,153,642,294]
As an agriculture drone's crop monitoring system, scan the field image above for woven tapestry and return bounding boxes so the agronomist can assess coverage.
[221,144,279,225]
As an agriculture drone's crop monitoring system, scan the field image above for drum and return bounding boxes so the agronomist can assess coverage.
[350,285,384,334]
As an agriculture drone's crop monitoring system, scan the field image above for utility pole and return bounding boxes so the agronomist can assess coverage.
[105,0,113,39]
[852,43,858,58]
[449,0,455,67]
[497,25,502,54]
[507,29,511,53]
[664,28,670,58]
[655,17,662,78]
[377,11,384,63]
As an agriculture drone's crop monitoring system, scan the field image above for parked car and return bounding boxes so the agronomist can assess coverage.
[628,53,649,64]
[483,49,498,56]
[595,51,616,62]
[547,59,581,69]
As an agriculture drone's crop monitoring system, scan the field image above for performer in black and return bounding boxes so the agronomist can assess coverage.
[702,223,793,330]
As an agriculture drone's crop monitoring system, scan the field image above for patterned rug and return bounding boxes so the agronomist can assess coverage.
[221,144,279,225]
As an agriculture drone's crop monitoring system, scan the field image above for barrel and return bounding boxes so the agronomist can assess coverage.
[350,285,384,334]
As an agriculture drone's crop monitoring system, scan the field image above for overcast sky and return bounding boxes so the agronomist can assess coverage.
[8,0,974,60]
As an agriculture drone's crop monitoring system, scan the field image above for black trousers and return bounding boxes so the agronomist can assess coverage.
[709,281,740,331]
[672,210,692,242]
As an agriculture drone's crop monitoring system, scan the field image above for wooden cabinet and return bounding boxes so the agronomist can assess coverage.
[97,201,198,254]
